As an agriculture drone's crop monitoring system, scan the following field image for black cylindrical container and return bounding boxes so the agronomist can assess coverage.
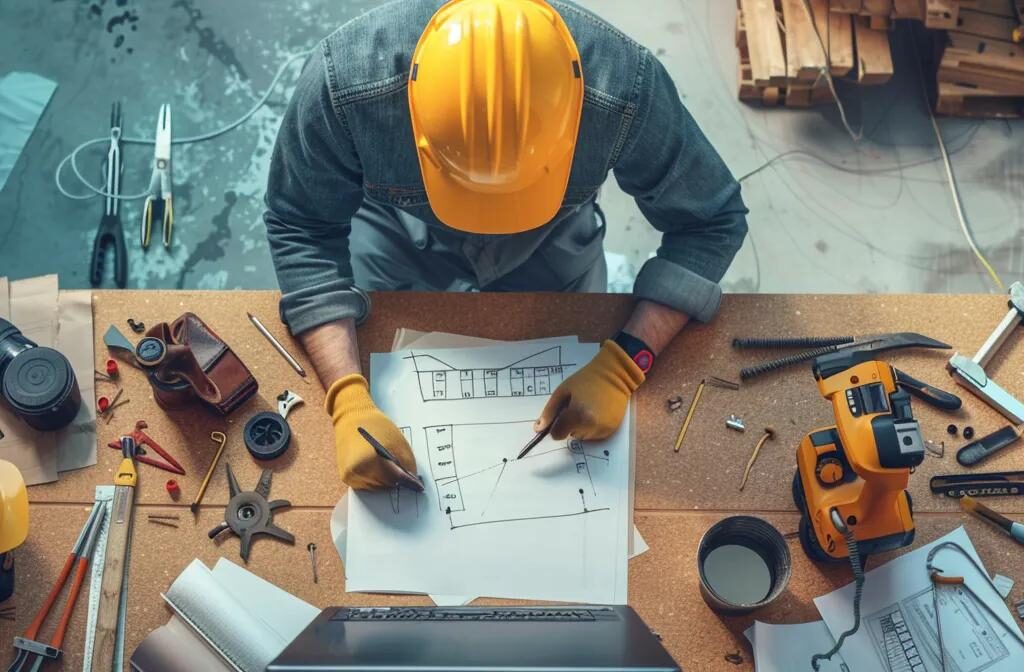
[0,318,81,431]
[697,515,791,615]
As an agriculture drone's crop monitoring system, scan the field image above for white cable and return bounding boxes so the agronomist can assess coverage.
[928,106,1005,291]
[800,0,863,143]
[907,27,1005,292]
[55,50,312,201]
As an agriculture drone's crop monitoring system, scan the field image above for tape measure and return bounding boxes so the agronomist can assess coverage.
[81,486,131,672]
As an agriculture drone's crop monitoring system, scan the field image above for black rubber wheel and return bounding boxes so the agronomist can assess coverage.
[799,515,839,563]
[792,471,807,513]
[244,412,291,460]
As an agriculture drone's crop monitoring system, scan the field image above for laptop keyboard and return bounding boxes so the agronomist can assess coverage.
[333,608,618,622]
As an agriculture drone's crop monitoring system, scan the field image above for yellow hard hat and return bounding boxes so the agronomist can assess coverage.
[0,460,27,554]
[409,0,584,234]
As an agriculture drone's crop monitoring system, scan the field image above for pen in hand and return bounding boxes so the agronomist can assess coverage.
[358,426,425,492]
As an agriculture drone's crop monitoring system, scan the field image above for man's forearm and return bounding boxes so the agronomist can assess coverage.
[623,299,690,355]
[299,318,362,387]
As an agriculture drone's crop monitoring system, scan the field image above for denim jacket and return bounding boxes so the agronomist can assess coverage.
[264,0,749,335]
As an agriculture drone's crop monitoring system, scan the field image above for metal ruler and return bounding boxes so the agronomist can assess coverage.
[81,485,130,671]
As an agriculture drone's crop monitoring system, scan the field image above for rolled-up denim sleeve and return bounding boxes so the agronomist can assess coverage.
[613,50,749,323]
[263,46,367,335]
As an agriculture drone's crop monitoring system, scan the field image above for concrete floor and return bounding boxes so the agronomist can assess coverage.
[0,0,1021,295]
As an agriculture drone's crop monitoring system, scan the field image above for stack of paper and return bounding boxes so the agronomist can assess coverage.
[130,558,319,672]
[746,527,1024,671]
[0,275,97,485]
[338,330,643,605]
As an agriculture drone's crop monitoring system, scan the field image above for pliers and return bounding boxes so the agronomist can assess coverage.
[89,102,127,288]
[6,505,105,672]
[141,103,173,249]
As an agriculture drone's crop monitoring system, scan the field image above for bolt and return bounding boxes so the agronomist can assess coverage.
[307,542,318,584]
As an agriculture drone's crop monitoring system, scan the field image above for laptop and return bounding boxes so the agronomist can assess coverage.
[268,605,681,672]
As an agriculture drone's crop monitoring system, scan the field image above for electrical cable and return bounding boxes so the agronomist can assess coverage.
[800,0,864,143]
[735,129,980,183]
[910,28,1006,291]
[55,49,313,201]
[811,524,865,670]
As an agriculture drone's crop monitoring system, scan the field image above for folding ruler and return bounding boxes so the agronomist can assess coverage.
[81,485,131,671]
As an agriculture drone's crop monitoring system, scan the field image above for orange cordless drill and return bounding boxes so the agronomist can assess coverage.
[793,334,962,562]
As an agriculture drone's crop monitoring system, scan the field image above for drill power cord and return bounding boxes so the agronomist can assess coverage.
[811,513,865,671]
[55,50,313,202]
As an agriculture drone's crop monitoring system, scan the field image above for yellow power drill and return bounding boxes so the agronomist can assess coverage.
[793,333,962,563]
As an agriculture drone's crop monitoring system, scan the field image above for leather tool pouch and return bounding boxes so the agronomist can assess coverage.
[144,313,258,415]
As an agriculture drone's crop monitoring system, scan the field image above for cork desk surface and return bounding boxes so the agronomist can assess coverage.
[4,291,1024,671]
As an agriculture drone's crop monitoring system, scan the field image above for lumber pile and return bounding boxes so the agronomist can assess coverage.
[828,1,981,30]
[936,0,1024,117]
[737,0,893,107]
[736,0,1024,117]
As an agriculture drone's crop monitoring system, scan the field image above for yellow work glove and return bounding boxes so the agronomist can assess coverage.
[535,340,645,441]
[326,374,422,491]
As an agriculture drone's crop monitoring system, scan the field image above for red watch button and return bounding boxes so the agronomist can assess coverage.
[634,349,654,373]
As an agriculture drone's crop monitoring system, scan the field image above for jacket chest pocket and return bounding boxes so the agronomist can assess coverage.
[566,88,635,201]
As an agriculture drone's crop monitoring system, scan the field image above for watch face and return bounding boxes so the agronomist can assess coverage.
[634,349,654,373]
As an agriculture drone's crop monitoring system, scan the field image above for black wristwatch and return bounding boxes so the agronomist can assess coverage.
[613,331,655,374]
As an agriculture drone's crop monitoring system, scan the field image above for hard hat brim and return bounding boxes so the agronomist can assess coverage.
[420,146,577,235]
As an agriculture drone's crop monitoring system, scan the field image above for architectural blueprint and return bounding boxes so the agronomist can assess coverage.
[345,340,632,604]
[815,527,1024,672]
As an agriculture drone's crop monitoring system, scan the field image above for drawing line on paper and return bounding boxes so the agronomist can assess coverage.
[445,506,611,531]
[388,426,422,517]
[481,459,508,518]
[423,421,610,531]
[406,346,578,402]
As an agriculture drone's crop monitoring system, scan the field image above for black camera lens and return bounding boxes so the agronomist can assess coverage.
[0,318,81,432]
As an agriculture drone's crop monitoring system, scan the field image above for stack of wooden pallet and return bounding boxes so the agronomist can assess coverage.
[737,0,894,107]
[736,0,1024,116]
[936,0,1024,117]
[828,1,981,30]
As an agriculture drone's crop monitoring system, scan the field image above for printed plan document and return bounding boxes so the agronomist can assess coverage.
[815,527,1024,672]
[345,340,632,603]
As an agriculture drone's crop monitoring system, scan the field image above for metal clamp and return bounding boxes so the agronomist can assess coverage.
[947,282,1024,423]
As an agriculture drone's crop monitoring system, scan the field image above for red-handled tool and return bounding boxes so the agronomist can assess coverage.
[106,420,185,475]
[7,504,106,671]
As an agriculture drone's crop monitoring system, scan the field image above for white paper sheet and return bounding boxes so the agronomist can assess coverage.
[346,341,631,604]
[161,558,319,672]
[748,621,848,672]
[815,527,1024,672]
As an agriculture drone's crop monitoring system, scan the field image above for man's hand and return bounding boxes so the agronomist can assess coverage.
[326,374,421,491]
[535,341,645,441]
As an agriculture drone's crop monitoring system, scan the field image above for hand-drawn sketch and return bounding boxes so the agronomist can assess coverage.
[422,421,611,530]
[406,346,575,402]
[348,340,631,604]
[866,585,1010,672]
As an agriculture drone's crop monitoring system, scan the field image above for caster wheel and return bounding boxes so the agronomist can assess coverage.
[799,515,842,563]
[244,411,291,460]
[792,471,807,513]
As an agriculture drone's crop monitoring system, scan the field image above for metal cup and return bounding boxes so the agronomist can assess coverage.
[698,515,791,615]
